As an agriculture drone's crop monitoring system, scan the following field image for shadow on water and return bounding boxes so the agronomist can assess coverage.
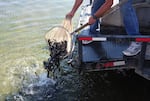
[78,70,150,101]
[42,62,149,101]
[55,69,150,101]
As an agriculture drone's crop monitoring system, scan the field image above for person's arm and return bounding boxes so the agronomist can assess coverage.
[66,0,83,19]
[94,0,113,18]
[89,0,113,25]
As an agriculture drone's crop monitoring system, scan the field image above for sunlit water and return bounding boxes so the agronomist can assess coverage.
[0,0,150,101]
[0,0,79,100]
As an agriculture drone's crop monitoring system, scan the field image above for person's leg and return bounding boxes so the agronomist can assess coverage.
[120,0,140,35]
[90,0,105,35]
[120,0,141,56]
[82,0,105,44]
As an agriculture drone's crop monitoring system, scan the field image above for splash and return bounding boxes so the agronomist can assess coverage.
[6,73,56,101]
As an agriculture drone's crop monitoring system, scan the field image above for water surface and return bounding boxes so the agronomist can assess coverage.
[0,0,77,100]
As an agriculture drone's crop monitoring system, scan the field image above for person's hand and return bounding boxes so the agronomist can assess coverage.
[88,16,96,25]
[66,12,74,20]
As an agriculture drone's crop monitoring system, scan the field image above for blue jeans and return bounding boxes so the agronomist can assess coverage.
[90,0,105,35]
[90,0,140,35]
[120,0,140,35]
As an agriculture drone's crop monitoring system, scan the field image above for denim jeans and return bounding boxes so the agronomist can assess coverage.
[120,0,140,35]
[90,0,105,35]
[90,0,140,35]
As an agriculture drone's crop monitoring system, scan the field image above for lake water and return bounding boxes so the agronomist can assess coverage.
[0,0,150,101]
[0,0,78,100]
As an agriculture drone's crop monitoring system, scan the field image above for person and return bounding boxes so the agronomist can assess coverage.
[66,0,141,56]
[66,0,113,34]
[120,0,141,56]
